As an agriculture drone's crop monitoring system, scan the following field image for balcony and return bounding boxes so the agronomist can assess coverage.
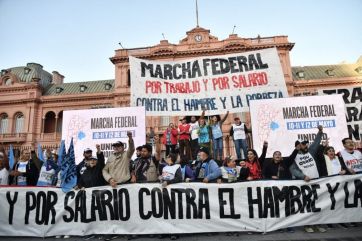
[0,133,27,143]
[39,132,61,142]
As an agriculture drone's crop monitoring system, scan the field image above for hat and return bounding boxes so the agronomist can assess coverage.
[112,141,124,147]
[89,156,98,161]
[198,147,209,156]
[84,148,92,153]
[295,139,309,147]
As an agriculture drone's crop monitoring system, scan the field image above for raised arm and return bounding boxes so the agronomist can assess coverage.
[220,111,229,124]
[126,131,135,159]
[309,125,323,157]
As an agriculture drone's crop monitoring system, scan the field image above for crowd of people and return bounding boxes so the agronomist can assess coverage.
[0,113,362,240]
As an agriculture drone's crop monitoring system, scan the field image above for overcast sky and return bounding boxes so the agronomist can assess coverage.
[0,0,361,83]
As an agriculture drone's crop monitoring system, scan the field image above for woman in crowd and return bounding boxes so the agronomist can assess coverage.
[9,149,39,186]
[210,111,229,162]
[162,123,178,157]
[244,141,268,180]
[37,149,59,186]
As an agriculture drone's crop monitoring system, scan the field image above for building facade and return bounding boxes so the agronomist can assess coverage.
[1,26,361,157]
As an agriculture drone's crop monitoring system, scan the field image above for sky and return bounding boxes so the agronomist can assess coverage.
[0,0,361,83]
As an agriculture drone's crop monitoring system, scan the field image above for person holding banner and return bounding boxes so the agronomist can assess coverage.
[102,131,135,187]
[195,147,221,183]
[132,143,160,183]
[244,141,268,180]
[9,149,40,186]
[218,156,243,183]
[229,117,250,159]
[338,138,362,174]
[160,153,182,187]
[162,123,178,157]
[0,152,9,185]
[262,150,293,180]
[180,155,195,182]
[36,149,59,186]
[289,125,327,233]
[178,117,191,160]
[76,147,94,180]
[210,111,229,162]
[316,144,349,177]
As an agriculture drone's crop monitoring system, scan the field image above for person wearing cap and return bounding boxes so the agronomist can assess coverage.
[195,147,221,183]
[102,131,135,187]
[229,117,250,160]
[0,152,9,185]
[76,147,94,180]
[162,123,178,157]
[189,109,206,161]
[210,111,229,162]
[178,116,191,160]
[132,134,162,183]
[76,152,106,189]
[288,125,327,233]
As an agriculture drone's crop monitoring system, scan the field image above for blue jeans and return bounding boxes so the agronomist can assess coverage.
[234,139,248,159]
[212,137,223,161]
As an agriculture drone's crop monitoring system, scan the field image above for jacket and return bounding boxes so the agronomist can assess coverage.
[102,139,135,184]
[162,128,178,145]
[195,158,221,181]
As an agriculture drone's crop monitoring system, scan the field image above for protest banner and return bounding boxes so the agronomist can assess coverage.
[129,48,288,116]
[61,107,145,163]
[319,87,362,147]
[249,95,348,157]
[0,174,361,236]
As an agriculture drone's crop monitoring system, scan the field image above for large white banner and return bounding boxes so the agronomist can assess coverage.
[0,174,361,236]
[130,48,288,116]
[62,107,145,163]
[249,95,348,158]
[319,87,362,148]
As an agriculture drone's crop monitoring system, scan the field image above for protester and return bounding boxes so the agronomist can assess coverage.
[179,155,195,182]
[189,110,205,161]
[218,156,240,183]
[37,149,59,186]
[289,125,327,233]
[160,153,182,187]
[198,118,211,150]
[317,145,348,177]
[77,144,107,189]
[131,146,143,171]
[210,111,229,162]
[262,150,293,180]
[132,138,161,183]
[76,147,94,180]
[0,152,9,185]
[229,117,250,159]
[178,116,191,160]
[238,160,250,181]
[9,149,39,186]
[338,138,362,174]
[244,141,268,180]
[102,131,135,187]
[162,123,178,157]
[195,147,221,183]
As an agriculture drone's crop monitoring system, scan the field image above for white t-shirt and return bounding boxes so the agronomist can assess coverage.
[295,152,319,179]
[0,168,9,185]
[189,122,199,140]
[37,164,56,186]
[340,149,362,172]
[161,164,180,181]
[232,123,246,140]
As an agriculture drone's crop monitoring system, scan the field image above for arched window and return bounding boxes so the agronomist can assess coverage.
[4,78,12,86]
[0,113,8,134]
[14,113,24,133]
[44,111,56,133]
[57,111,63,133]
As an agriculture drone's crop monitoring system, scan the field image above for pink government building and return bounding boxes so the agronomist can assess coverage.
[1,26,361,157]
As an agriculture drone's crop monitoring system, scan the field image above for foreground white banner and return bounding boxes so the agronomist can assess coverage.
[0,174,361,236]
[249,95,348,158]
[319,87,362,148]
[62,107,145,163]
[129,48,288,116]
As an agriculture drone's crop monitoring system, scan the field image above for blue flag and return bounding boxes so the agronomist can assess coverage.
[61,138,77,193]
[8,145,15,171]
[37,144,44,162]
[57,140,65,167]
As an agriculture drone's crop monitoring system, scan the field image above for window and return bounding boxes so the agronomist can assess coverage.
[44,111,56,133]
[104,83,112,90]
[0,114,8,134]
[160,116,171,128]
[80,85,87,92]
[4,78,12,86]
[14,113,24,134]
[296,71,305,78]
[325,69,334,76]
[355,66,362,74]
[55,87,63,93]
